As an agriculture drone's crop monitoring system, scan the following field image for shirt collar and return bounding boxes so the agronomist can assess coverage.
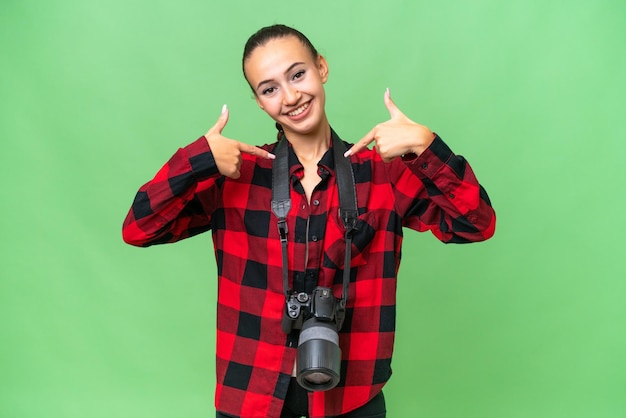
[282,128,340,178]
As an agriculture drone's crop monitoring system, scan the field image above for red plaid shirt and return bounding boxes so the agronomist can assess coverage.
[122,129,495,417]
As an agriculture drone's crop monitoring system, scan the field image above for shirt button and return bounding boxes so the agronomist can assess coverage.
[311,235,318,242]
[449,193,455,199]
[421,163,429,170]
[313,199,320,206]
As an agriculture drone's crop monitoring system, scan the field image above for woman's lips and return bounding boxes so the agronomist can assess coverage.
[285,100,312,120]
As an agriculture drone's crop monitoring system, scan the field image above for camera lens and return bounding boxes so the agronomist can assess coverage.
[296,318,341,391]
[304,372,332,384]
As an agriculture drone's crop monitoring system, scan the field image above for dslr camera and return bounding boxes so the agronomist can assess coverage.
[282,286,345,391]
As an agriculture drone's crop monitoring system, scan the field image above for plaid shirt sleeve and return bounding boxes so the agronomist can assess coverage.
[388,134,496,243]
[122,136,221,246]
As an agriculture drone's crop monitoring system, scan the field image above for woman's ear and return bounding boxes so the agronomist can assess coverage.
[317,55,329,83]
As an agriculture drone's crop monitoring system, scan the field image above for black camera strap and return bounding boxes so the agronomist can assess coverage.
[271,136,293,301]
[271,132,358,330]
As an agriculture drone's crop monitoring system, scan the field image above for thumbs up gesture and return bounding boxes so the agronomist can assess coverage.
[345,89,435,162]
[204,105,275,179]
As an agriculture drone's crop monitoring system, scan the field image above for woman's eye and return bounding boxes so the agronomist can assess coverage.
[262,87,276,95]
[293,70,305,80]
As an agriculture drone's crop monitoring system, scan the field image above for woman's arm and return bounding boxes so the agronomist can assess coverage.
[392,136,496,243]
[122,106,275,247]
[122,137,222,247]
[348,89,495,243]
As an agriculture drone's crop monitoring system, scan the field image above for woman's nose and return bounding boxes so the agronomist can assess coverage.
[283,86,301,105]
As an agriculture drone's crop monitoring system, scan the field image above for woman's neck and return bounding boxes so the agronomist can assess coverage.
[285,122,331,164]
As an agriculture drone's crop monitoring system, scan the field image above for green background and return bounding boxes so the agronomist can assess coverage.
[2,0,625,417]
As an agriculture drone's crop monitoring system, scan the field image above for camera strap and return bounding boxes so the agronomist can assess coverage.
[271,131,358,330]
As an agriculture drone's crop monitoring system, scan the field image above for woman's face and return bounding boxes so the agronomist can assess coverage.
[244,36,329,138]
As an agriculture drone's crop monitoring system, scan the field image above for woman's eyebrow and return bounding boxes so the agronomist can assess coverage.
[256,62,305,90]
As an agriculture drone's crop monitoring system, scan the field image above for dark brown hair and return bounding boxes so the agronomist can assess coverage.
[242,24,319,79]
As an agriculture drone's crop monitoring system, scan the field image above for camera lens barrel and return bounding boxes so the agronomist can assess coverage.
[296,318,341,391]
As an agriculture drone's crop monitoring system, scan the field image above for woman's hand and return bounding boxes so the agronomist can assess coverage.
[205,105,275,179]
[345,89,435,162]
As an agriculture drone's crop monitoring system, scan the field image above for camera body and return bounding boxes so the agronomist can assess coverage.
[282,287,340,333]
[282,287,345,391]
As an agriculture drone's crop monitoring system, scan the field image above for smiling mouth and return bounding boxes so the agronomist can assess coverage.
[287,101,310,117]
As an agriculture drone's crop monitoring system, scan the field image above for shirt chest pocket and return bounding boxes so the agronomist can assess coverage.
[323,210,377,270]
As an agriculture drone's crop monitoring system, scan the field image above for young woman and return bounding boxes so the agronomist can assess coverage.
[123,24,496,418]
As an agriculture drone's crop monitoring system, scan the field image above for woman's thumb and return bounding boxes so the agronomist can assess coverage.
[215,104,229,132]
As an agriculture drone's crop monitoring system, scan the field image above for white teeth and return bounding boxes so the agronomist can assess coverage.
[288,102,309,116]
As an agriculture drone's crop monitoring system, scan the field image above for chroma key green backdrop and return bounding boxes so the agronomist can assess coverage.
[1,1,625,417]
